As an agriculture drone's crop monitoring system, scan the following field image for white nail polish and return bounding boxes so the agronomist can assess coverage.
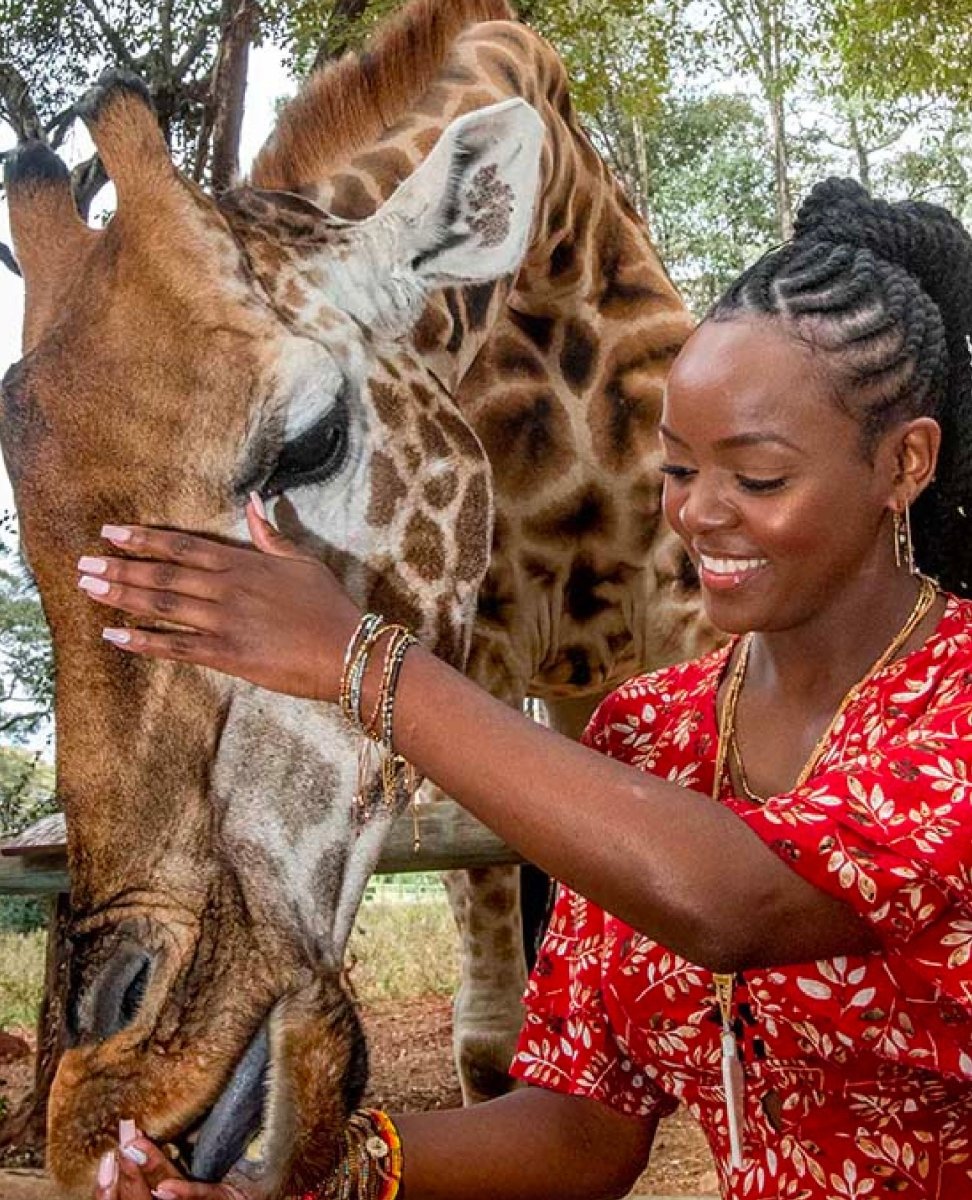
[119,1118,138,1146]
[79,575,111,596]
[122,1144,148,1165]
[77,556,108,575]
[101,524,133,544]
[102,629,132,646]
[249,490,268,521]
[97,1151,117,1189]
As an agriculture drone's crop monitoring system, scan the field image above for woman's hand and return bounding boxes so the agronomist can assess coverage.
[77,496,361,702]
[94,1125,264,1200]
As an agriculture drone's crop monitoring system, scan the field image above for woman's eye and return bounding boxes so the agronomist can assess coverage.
[737,475,787,494]
[660,464,696,482]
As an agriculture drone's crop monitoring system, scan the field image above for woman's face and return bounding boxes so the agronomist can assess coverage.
[661,315,897,635]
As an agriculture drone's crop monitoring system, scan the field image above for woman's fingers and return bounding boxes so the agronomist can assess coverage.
[245,494,315,562]
[101,525,232,571]
[78,556,227,604]
[79,574,223,633]
[120,1137,185,1193]
[101,627,224,670]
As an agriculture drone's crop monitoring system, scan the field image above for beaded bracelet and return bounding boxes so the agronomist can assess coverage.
[298,1109,403,1200]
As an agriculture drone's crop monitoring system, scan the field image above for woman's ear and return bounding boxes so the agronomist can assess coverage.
[888,417,941,509]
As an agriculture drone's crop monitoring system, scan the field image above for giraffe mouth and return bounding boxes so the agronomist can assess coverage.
[166,1023,271,1183]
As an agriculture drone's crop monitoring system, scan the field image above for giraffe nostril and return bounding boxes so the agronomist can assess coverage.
[69,945,154,1044]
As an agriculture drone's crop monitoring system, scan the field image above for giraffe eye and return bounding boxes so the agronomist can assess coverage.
[264,386,350,497]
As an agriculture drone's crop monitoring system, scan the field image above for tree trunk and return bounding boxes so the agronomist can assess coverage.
[846,109,872,192]
[768,90,792,240]
[209,0,258,192]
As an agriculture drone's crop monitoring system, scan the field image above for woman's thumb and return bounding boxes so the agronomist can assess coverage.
[246,493,302,559]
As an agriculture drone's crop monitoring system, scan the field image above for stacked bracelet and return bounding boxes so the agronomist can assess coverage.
[339,613,420,830]
[299,1109,403,1200]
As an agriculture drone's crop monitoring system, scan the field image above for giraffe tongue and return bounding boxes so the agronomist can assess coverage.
[189,1025,270,1182]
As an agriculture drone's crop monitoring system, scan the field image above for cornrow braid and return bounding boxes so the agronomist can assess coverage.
[709,177,972,596]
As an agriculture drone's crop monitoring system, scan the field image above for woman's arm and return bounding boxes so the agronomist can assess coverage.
[78,510,877,972]
[394,1089,658,1200]
[100,1090,658,1200]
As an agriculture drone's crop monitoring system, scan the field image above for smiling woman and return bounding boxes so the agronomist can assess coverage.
[73,177,972,1200]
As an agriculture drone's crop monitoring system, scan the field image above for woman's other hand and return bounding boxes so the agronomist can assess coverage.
[94,1125,265,1200]
[77,496,361,702]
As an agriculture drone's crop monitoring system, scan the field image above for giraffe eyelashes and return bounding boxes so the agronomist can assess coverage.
[262,385,352,497]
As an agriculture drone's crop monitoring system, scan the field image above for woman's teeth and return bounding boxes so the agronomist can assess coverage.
[699,555,768,576]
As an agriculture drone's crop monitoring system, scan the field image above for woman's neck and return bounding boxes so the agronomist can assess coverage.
[745,566,938,707]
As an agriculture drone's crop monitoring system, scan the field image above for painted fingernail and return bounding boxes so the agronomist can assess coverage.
[101,525,133,544]
[97,1151,117,1188]
[102,628,132,646]
[78,556,108,574]
[122,1144,148,1165]
[249,490,267,521]
[119,1118,138,1146]
[152,1188,178,1200]
[79,575,111,596]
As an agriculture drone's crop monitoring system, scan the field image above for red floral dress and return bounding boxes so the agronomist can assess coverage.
[511,594,972,1199]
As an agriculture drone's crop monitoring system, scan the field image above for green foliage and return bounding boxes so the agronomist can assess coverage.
[0,929,46,1028]
[831,0,972,106]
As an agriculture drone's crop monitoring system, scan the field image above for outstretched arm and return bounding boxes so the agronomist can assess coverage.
[78,503,876,973]
[98,1090,658,1200]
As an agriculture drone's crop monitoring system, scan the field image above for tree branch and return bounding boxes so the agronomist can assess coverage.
[70,154,109,220]
[174,13,220,83]
[0,241,22,278]
[77,0,139,69]
[0,62,45,142]
[209,0,258,191]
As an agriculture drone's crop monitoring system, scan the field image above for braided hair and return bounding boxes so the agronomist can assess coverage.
[708,177,972,595]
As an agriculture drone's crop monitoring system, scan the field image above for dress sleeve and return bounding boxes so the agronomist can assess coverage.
[510,884,677,1119]
[727,694,972,1017]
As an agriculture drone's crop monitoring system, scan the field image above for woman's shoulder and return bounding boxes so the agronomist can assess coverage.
[584,641,731,751]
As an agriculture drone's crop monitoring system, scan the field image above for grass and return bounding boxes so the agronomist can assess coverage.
[0,893,459,1032]
[0,929,45,1030]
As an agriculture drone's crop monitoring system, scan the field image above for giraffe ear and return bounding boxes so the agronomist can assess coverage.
[369,98,544,287]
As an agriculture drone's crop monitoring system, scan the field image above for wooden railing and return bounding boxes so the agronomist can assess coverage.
[0,804,522,895]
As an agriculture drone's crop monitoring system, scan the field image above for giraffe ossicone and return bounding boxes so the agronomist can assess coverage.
[1,0,711,1193]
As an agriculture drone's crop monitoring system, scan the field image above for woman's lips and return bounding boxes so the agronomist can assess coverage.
[697,553,769,591]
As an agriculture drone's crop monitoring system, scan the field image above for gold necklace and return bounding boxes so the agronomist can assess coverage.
[710,574,938,1170]
[719,574,938,803]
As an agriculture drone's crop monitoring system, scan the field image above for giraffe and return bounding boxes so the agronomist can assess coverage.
[1,0,713,1193]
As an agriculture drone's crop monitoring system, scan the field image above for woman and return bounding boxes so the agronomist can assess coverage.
[86,179,972,1199]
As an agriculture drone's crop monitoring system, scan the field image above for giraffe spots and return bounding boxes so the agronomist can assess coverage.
[445,289,465,354]
[438,407,484,463]
[281,278,308,313]
[371,380,405,430]
[367,452,407,527]
[464,281,497,331]
[413,301,451,355]
[522,554,558,589]
[413,126,443,158]
[476,563,515,627]
[495,335,547,381]
[423,470,459,509]
[403,443,422,473]
[479,47,521,94]
[590,338,667,471]
[411,381,436,409]
[329,174,377,221]
[598,219,666,317]
[418,414,451,459]
[560,319,598,392]
[456,474,491,583]
[509,309,555,354]
[403,511,446,582]
[550,237,577,279]
[367,574,423,633]
[440,64,478,86]
[627,475,663,553]
[355,147,415,199]
[525,484,615,544]
[564,558,611,622]
[475,390,572,492]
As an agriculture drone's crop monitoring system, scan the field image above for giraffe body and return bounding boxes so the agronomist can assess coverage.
[1,0,712,1191]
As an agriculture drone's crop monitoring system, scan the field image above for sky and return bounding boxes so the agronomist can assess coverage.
[0,47,295,512]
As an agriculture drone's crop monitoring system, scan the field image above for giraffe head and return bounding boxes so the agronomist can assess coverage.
[2,73,542,1194]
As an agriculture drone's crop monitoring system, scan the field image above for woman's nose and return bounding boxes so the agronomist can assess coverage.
[677,476,738,535]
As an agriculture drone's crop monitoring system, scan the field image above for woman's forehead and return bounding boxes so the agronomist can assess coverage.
[663,316,851,447]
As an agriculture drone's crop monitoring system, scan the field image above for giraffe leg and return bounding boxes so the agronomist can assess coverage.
[443,859,527,1105]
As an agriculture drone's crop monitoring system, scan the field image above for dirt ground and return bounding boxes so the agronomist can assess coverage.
[0,998,718,1197]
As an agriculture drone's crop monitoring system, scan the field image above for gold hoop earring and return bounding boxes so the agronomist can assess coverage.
[893,507,916,575]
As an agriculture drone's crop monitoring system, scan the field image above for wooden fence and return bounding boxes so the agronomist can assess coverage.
[0,802,522,896]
